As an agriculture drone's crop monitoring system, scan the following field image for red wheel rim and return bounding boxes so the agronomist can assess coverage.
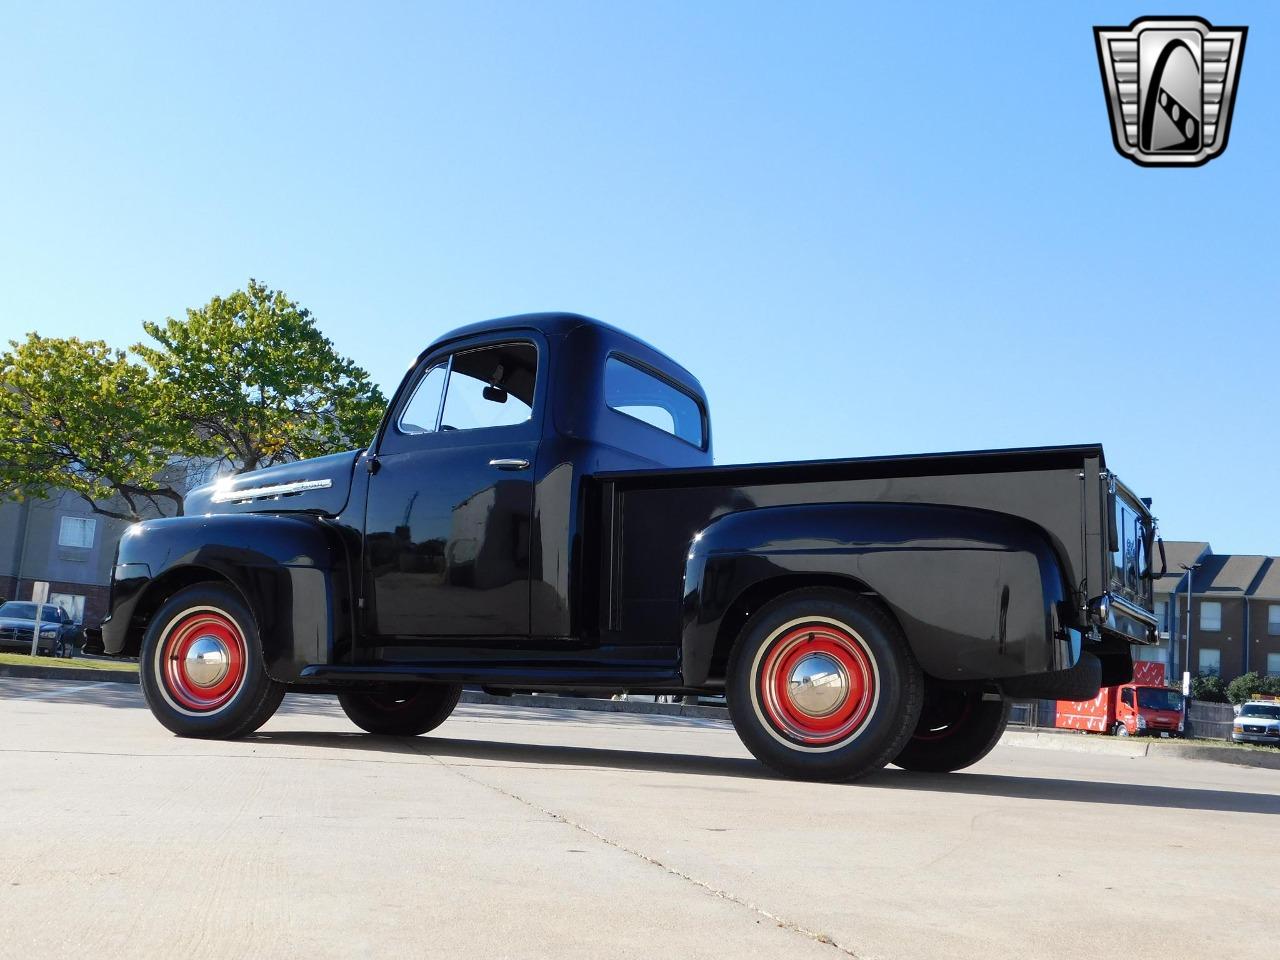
[755,620,878,747]
[157,608,248,713]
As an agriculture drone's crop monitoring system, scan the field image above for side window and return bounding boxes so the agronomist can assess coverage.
[1120,688,1134,707]
[440,343,537,432]
[604,356,705,448]
[398,363,448,435]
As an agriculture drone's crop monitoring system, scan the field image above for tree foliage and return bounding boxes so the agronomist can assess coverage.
[0,335,187,520]
[135,279,386,473]
[1189,673,1228,703]
[1225,671,1280,704]
[1,280,386,520]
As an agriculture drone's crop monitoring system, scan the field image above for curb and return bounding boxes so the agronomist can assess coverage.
[0,664,139,685]
[1001,728,1280,771]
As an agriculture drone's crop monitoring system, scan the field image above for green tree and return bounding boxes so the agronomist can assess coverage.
[0,334,188,520]
[1189,673,1228,703]
[1222,671,1280,704]
[134,279,386,473]
[1226,671,1263,705]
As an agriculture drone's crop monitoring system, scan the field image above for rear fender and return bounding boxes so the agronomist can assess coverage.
[105,514,353,682]
[681,503,1074,687]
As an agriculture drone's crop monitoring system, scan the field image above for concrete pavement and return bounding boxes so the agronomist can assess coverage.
[1,677,1277,960]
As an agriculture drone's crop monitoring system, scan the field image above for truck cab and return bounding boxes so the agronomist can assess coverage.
[1113,683,1184,737]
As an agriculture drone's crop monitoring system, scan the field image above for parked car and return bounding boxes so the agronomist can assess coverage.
[1232,700,1280,746]
[0,602,81,656]
[93,313,1159,782]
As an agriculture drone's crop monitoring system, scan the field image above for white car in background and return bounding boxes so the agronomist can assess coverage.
[1232,701,1280,746]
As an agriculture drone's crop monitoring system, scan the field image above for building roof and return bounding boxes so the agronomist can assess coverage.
[1153,541,1211,597]
[1192,553,1269,596]
[1249,559,1280,600]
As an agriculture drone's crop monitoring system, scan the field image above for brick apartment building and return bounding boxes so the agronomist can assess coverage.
[1151,540,1280,683]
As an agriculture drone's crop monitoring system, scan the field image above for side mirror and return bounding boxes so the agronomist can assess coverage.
[483,385,508,404]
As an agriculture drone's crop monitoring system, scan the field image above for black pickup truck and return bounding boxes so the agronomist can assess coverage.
[94,313,1159,781]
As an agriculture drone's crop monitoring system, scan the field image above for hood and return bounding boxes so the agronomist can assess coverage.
[185,450,361,518]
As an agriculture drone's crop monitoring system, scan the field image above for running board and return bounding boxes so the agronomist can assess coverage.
[298,663,681,687]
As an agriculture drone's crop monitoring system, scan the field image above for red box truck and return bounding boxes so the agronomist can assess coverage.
[1055,661,1184,737]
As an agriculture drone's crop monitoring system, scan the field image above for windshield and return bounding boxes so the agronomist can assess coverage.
[1,602,36,620]
[1240,704,1280,720]
[0,602,60,622]
[1136,688,1183,711]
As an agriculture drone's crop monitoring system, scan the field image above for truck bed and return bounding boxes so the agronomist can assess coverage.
[592,444,1110,675]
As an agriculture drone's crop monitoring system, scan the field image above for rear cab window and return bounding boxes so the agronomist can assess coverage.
[604,355,705,448]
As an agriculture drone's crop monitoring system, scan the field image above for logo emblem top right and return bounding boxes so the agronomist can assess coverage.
[1095,17,1247,166]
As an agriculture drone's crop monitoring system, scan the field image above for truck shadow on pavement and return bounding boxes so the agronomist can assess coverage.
[7,680,1276,816]
[247,730,1280,816]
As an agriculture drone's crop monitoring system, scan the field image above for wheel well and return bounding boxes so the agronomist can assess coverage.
[707,574,893,684]
[121,567,238,657]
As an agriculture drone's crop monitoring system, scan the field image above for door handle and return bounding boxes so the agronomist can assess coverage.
[489,458,530,471]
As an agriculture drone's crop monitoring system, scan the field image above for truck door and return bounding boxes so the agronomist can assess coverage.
[1119,687,1135,732]
[362,337,541,643]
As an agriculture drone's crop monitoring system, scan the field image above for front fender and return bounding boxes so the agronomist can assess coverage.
[681,503,1073,686]
[103,514,353,682]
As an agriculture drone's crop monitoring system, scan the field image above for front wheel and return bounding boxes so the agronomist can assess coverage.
[140,583,284,739]
[338,684,462,736]
[726,587,923,782]
[892,682,1009,773]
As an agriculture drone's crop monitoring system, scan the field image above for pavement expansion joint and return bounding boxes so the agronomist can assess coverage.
[410,741,864,958]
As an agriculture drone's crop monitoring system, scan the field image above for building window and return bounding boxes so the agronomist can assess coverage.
[1155,600,1167,632]
[1198,648,1221,676]
[49,593,85,624]
[58,516,96,549]
[1267,653,1280,677]
[1134,641,1167,663]
[1269,605,1280,636]
[1199,601,1221,632]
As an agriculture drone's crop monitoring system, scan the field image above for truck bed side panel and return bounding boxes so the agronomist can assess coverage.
[596,449,1098,681]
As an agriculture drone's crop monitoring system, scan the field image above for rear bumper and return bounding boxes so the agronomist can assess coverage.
[1093,593,1158,645]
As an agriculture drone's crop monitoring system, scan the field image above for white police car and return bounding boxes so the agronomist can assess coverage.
[1232,700,1280,746]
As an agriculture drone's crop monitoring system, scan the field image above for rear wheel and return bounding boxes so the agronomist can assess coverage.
[726,587,923,782]
[338,684,462,736]
[892,682,1009,773]
[140,583,284,739]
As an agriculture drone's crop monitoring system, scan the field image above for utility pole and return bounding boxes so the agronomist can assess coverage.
[1179,562,1201,697]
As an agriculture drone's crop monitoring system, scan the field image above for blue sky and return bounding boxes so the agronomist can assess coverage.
[1,2,1276,552]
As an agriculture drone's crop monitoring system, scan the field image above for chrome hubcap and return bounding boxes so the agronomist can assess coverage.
[786,652,849,717]
[184,635,230,687]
